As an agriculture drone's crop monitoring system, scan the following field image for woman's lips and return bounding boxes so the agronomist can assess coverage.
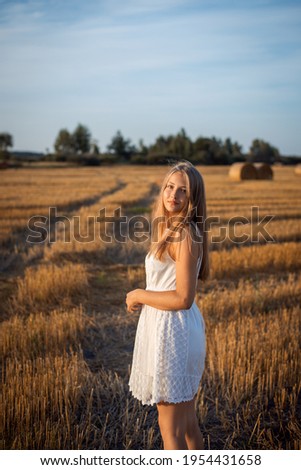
[168,200,178,206]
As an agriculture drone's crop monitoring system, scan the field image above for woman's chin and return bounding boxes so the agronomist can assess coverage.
[166,209,182,219]
[165,203,180,213]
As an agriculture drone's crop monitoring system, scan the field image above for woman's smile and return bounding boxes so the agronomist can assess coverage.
[168,200,179,206]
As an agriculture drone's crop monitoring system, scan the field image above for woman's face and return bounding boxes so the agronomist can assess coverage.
[163,171,188,216]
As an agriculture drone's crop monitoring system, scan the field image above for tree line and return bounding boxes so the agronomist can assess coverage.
[1,125,300,166]
[52,125,280,165]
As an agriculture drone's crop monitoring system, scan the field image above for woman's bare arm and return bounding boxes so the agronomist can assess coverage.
[127,227,200,311]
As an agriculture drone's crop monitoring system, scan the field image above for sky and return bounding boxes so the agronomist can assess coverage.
[0,0,301,155]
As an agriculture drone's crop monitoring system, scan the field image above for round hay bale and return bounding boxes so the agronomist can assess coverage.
[295,164,301,175]
[253,162,273,180]
[228,162,257,181]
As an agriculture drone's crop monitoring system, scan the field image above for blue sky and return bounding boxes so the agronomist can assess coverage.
[0,0,301,155]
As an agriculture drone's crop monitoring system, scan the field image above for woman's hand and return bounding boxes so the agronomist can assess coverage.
[126,288,143,313]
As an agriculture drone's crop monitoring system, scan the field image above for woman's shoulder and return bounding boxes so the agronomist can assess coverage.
[168,221,201,261]
[179,220,200,239]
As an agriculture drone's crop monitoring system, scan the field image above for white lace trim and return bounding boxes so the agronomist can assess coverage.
[128,369,204,406]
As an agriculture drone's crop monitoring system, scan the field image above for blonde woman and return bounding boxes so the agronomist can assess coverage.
[126,160,209,450]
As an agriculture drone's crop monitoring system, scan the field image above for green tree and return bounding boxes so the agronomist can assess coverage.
[192,137,215,164]
[0,132,13,150]
[149,134,175,155]
[221,137,244,163]
[137,138,148,156]
[248,139,279,163]
[149,136,163,153]
[107,131,136,160]
[223,137,242,157]
[0,132,13,160]
[73,124,92,154]
[168,128,192,159]
[54,129,74,154]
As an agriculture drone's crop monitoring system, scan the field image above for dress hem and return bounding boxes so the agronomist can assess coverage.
[128,386,201,406]
[128,369,204,406]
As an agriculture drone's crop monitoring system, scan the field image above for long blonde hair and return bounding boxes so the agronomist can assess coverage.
[149,160,210,281]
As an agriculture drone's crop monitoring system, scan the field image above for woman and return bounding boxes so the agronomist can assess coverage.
[126,160,209,450]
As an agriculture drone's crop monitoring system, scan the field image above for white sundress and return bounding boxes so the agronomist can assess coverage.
[128,242,206,406]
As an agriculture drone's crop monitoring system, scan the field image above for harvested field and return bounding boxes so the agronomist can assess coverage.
[0,164,300,450]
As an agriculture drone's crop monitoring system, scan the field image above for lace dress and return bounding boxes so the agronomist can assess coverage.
[128,247,206,406]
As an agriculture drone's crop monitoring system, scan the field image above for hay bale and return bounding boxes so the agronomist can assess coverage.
[229,162,257,181]
[295,164,301,175]
[254,163,273,180]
